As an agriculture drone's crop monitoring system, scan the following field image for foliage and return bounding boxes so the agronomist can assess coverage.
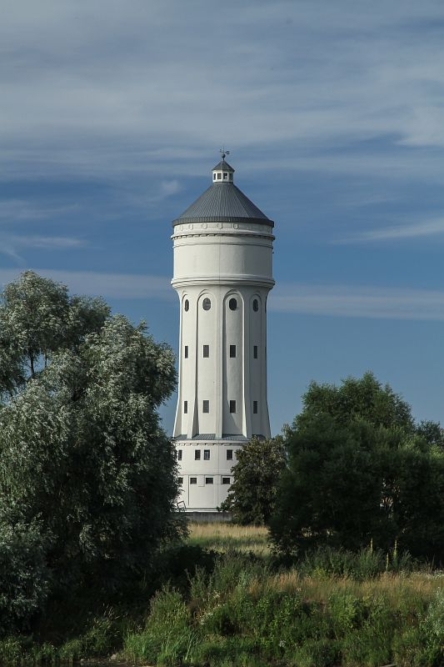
[270,373,444,560]
[416,419,444,447]
[219,436,286,525]
[295,371,415,432]
[123,547,442,667]
[2,523,444,666]
[0,272,184,634]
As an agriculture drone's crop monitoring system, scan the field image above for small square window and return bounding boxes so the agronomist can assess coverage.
[223,173,228,180]
[253,401,258,414]
[253,345,258,359]
[203,345,209,358]
[190,477,197,484]
[229,345,236,358]
[184,400,188,414]
[205,477,214,484]
[227,449,233,461]
[177,450,183,460]
[195,450,201,461]
[229,400,236,413]
[217,173,221,180]
[204,449,210,460]
[222,477,231,485]
[178,477,183,485]
[184,345,188,358]
[203,400,209,413]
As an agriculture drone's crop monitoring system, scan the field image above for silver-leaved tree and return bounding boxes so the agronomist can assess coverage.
[0,271,184,633]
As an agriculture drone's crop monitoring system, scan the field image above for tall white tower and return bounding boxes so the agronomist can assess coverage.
[172,155,275,513]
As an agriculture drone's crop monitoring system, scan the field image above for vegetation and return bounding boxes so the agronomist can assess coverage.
[266,373,444,560]
[2,520,444,665]
[2,273,444,665]
[0,272,185,637]
[219,436,286,525]
[188,521,270,556]
[122,526,444,667]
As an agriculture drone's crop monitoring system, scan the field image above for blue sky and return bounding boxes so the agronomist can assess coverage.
[1,0,443,434]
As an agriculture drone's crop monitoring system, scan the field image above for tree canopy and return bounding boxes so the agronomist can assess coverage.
[0,272,184,633]
[219,436,286,525]
[270,373,444,561]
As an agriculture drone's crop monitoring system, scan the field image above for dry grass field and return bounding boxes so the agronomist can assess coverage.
[187,521,271,556]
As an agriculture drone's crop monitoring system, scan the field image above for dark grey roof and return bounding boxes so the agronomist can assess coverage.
[173,182,273,227]
[212,159,234,172]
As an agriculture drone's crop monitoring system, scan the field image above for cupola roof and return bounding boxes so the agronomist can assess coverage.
[173,157,273,227]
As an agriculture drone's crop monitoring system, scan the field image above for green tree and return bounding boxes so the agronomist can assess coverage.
[270,373,444,560]
[0,272,184,632]
[416,420,444,447]
[296,372,415,432]
[220,436,286,525]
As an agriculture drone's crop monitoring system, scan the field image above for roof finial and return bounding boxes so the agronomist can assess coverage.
[220,147,230,161]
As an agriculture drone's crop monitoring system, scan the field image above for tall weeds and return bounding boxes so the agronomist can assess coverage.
[123,548,444,667]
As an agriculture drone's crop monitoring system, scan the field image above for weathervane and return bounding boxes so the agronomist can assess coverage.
[220,147,230,161]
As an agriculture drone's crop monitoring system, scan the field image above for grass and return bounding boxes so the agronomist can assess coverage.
[4,522,444,666]
[187,521,270,556]
[121,522,444,667]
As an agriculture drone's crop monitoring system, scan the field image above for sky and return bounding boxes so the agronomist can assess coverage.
[1,0,443,434]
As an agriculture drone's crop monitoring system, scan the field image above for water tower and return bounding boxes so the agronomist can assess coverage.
[171,153,275,512]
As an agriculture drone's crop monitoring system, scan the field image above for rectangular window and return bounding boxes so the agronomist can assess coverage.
[204,449,210,460]
[203,400,209,413]
[177,450,183,461]
[190,477,197,484]
[178,477,183,485]
[229,344,236,358]
[229,400,236,413]
[253,345,258,359]
[203,345,209,358]
[195,450,201,461]
[253,401,258,414]
[222,477,231,485]
[226,449,233,461]
[184,345,188,358]
[184,400,188,414]
[205,477,214,484]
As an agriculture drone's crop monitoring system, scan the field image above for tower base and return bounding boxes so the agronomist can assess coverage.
[174,437,246,512]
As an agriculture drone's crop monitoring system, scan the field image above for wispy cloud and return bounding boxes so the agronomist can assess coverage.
[0,235,86,263]
[0,0,443,183]
[0,269,173,301]
[0,200,79,223]
[338,218,444,243]
[270,283,444,321]
[1,269,443,322]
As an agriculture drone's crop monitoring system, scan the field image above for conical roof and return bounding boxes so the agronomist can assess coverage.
[173,159,273,227]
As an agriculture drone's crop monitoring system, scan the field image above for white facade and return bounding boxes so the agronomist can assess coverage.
[171,158,275,511]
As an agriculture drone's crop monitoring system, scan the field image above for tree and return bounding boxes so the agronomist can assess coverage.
[295,372,415,433]
[0,272,184,632]
[270,373,444,560]
[416,420,444,447]
[0,270,110,395]
[220,436,286,525]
